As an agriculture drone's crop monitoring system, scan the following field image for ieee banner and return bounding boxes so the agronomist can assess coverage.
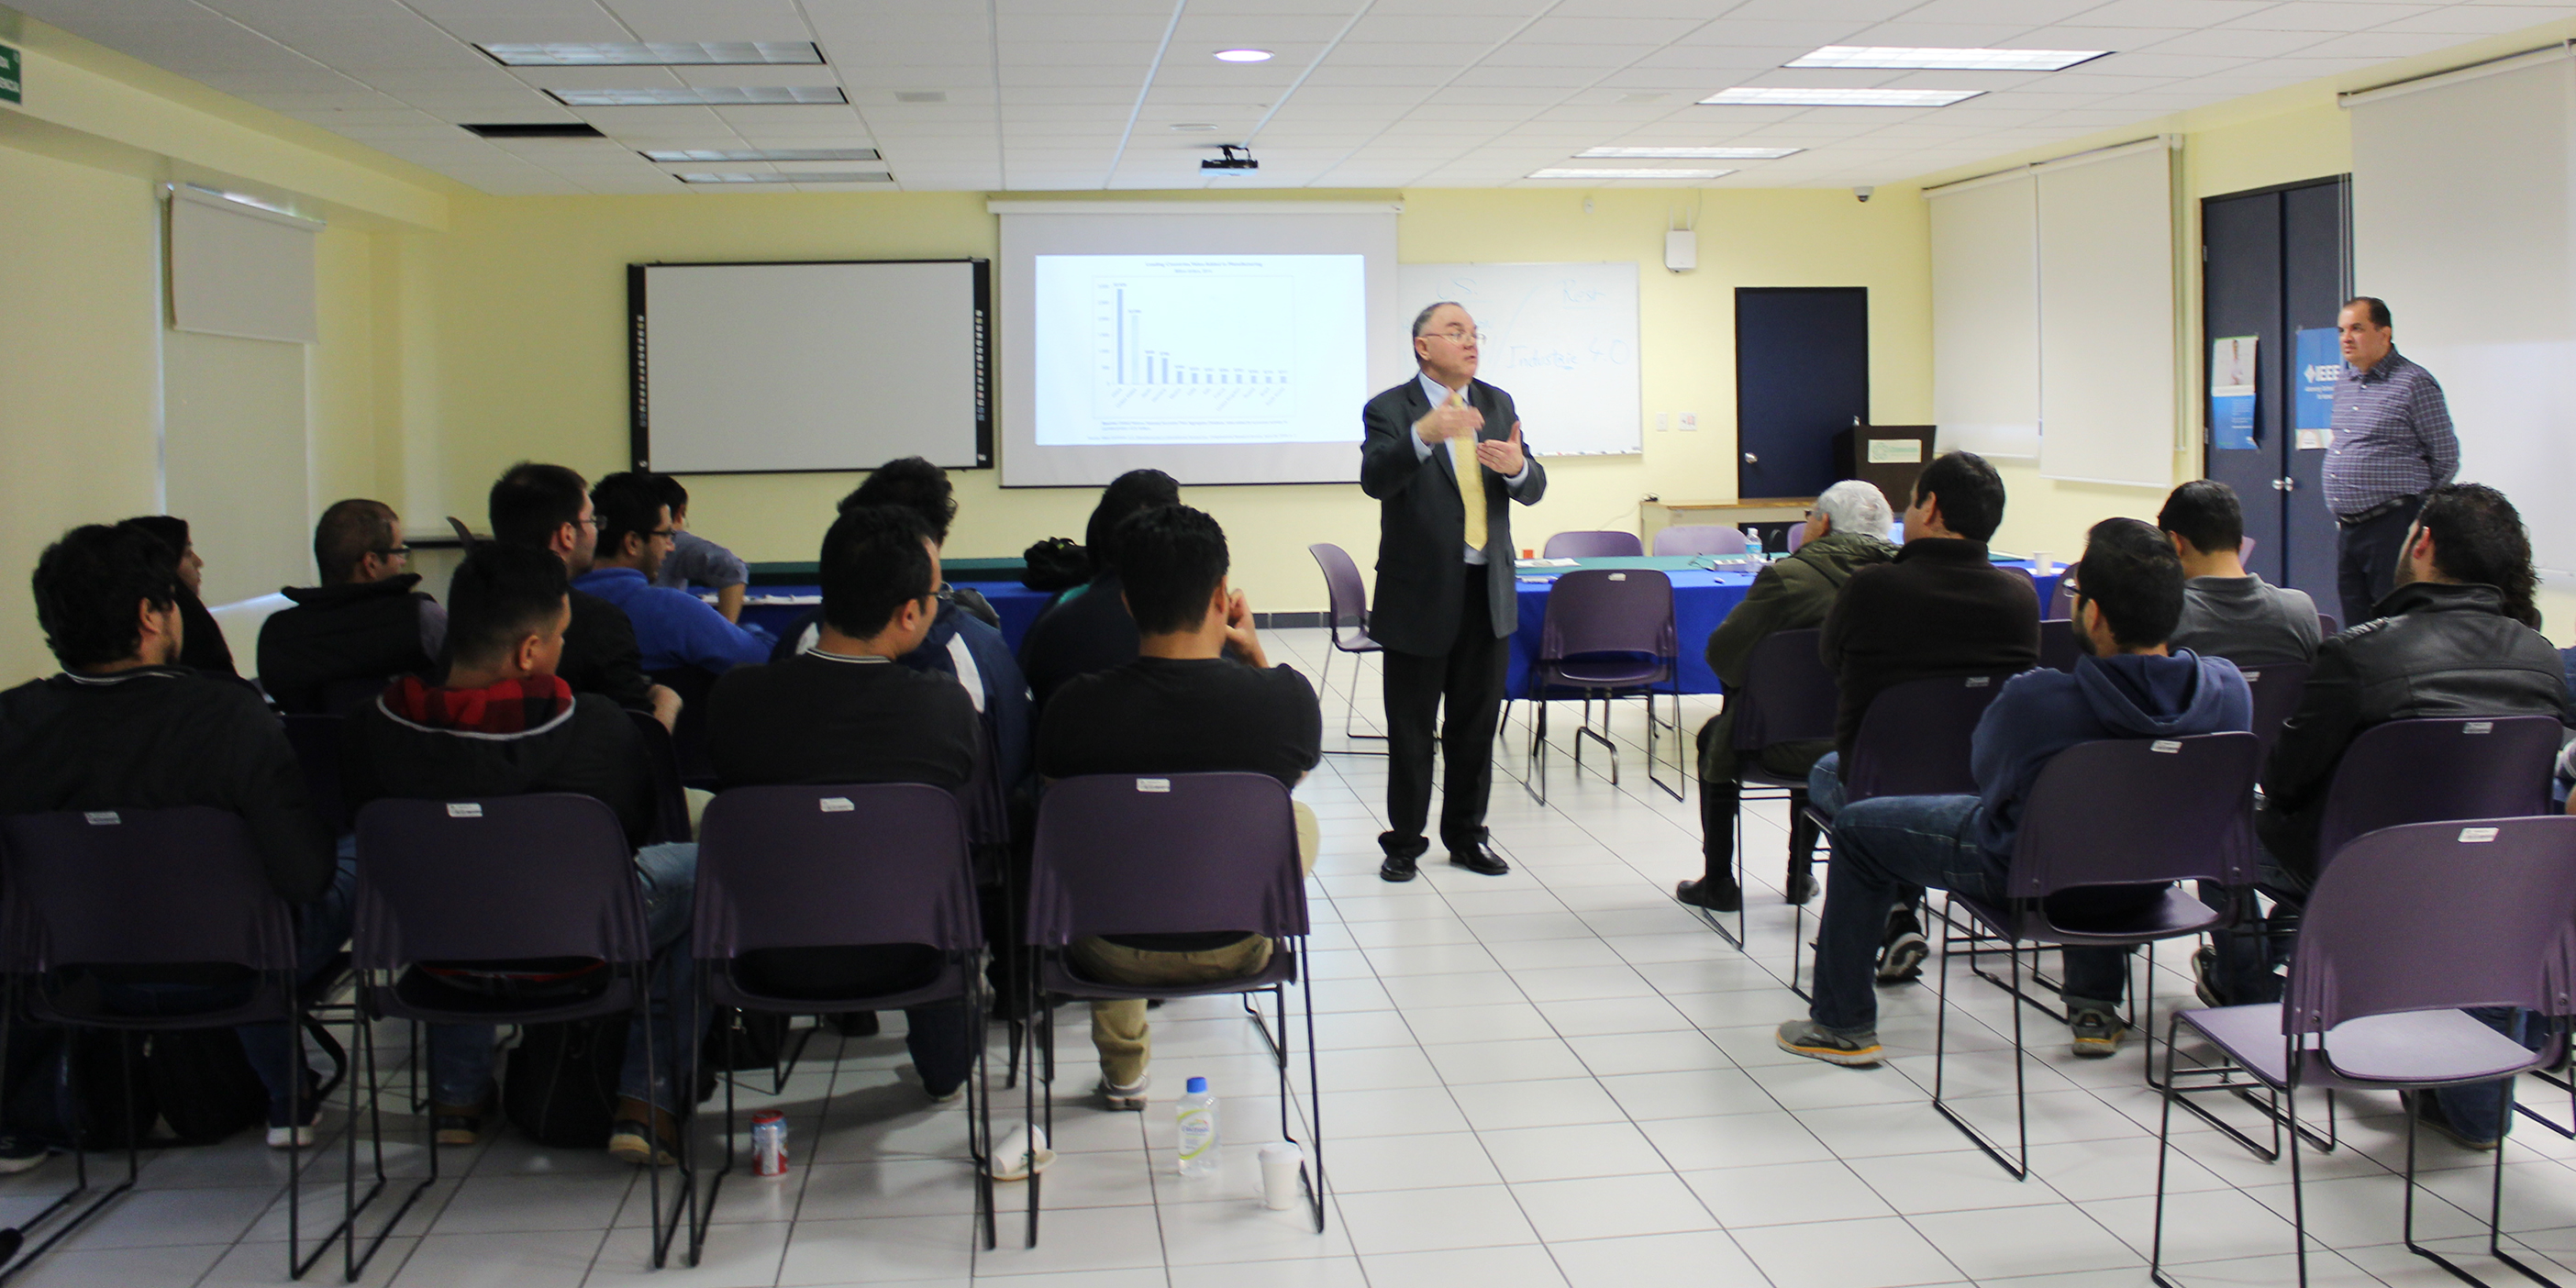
[2210,335,2256,451]
[2293,327,2339,450]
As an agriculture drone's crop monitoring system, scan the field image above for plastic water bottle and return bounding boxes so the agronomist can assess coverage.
[1175,1076,1218,1177]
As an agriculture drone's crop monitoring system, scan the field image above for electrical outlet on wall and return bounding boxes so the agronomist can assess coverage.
[1655,412,1669,431]
[1679,412,1697,432]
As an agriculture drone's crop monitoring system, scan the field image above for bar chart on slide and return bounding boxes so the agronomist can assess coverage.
[1092,274,1294,424]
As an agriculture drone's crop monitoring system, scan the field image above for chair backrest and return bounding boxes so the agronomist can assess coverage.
[2237,661,2310,757]
[2006,732,2260,898]
[2287,816,2576,1038]
[2037,619,2080,673]
[1730,628,1838,751]
[352,794,651,972]
[1843,672,2015,802]
[2240,536,2256,560]
[1306,542,1373,650]
[1538,569,1675,664]
[2047,576,2074,618]
[2317,612,2339,636]
[1027,772,1306,948]
[626,708,694,845]
[281,713,354,838]
[445,516,477,547]
[0,807,296,974]
[694,784,982,963]
[1543,529,1643,560]
[2313,715,2562,871]
[1785,523,1807,553]
[1651,525,1748,557]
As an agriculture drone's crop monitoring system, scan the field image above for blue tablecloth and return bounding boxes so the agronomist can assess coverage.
[737,579,1058,653]
[1505,555,2064,699]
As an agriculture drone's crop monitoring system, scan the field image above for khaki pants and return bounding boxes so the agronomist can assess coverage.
[1072,802,1317,1088]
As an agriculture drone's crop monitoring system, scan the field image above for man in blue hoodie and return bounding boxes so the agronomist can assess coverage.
[1778,518,2252,1066]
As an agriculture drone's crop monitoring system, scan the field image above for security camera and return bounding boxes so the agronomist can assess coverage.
[1854,185,1874,204]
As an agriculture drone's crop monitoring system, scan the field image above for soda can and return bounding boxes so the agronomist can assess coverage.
[751,1110,789,1178]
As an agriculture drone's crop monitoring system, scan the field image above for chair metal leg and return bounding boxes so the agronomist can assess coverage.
[2402,1077,2562,1287]
[1525,697,1551,805]
[1929,913,2030,1180]
[1643,684,1685,803]
[2150,1012,2185,1287]
[1324,647,1387,753]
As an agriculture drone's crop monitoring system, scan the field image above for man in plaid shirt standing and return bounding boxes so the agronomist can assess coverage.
[2325,295,2458,628]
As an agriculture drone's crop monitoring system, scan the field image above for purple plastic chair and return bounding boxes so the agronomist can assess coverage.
[1305,543,1386,751]
[1651,525,1749,557]
[689,785,992,1259]
[352,794,683,1268]
[2152,816,2576,1288]
[2318,612,2339,636]
[1543,529,1643,559]
[1024,772,1319,1244]
[2047,576,2074,618]
[281,713,353,838]
[1785,522,1808,553]
[2238,661,2310,757]
[2311,716,2561,873]
[1688,629,1837,949]
[0,807,370,1282]
[2037,619,2079,672]
[1929,732,2262,1179]
[1527,569,1682,805]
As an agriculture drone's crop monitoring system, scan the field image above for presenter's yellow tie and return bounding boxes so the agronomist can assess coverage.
[1447,390,1488,554]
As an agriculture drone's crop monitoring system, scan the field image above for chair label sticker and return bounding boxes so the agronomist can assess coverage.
[820,797,854,812]
[2459,827,2500,843]
[2242,671,2261,682]
[1137,778,1171,793]
[446,803,483,817]
[2463,721,2493,735]
[2150,740,2181,753]
[82,811,118,826]
[1609,572,1627,581]
[1967,676,1991,687]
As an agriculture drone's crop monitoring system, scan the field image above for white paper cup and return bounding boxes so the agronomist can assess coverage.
[1259,1142,1305,1210]
[2030,550,2054,575]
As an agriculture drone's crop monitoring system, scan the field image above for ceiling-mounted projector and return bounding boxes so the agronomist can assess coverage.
[1201,144,1258,172]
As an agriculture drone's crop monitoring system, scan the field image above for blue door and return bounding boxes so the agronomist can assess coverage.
[1736,287,1867,501]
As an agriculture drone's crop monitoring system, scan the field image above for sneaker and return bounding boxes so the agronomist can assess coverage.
[1782,870,1820,906]
[1774,1019,1882,1067]
[829,1012,882,1038]
[1099,1074,1149,1111]
[432,1086,494,1147]
[266,1078,324,1149]
[2069,1007,2128,1059]
[1674,876,1743,914]
[927,1083,966,1106]
[2403,1090,2502,1151]
[2191,945,2227,1010]
[605,1099,681,1166]
[1875,907,1928,984]
[0,1133,49,1176]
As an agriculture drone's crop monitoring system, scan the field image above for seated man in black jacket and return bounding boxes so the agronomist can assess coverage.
[119,515,238,678]
[2209,483,2569,1149]
[1016,469,1181,716]
[1037,505,1322,1110]
[347,543,698,1163]
[258,499,447,713]
[0,524,350,1157]
[705,505,983,1102]
[488,461,680,731]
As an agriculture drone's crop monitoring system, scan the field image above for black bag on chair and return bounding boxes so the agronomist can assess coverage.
[1020,538,1089,592]
[502,1016,627,1149]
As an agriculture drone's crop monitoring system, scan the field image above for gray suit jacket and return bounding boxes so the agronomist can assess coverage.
[1358,376,1549,657]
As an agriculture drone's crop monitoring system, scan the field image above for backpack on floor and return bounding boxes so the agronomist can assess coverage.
[3,1027,156,1152]
[501,1016,628,1149]
[147,1028,271,1146]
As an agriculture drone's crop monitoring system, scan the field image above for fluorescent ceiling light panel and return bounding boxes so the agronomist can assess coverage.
[641,147,881,161]
[1788,45,2106,72]
[677,172,894,183]
[1527,167,1734,180]
[1213,49,1273,62]
[1577,146,1801,160]
[548,86,849,106]
[481,42,824,66]
[1700,86,1982,107]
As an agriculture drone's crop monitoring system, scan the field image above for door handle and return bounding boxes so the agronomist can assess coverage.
[1743,452,1759,465]
[2273,477,2295,492]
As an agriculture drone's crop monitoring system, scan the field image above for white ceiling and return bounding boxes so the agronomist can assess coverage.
[18,0,2576,195]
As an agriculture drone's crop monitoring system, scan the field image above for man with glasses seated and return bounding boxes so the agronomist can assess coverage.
[489,462,681,730]
[1777,519,2250,1067]
[572,472,772,676]
[258,499,449,714]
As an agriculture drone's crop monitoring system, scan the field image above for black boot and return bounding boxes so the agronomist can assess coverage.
[1680,779,1744,912]
[1782,788,1820,905]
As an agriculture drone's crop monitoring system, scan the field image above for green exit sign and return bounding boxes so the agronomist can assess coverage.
[0,44,20,106]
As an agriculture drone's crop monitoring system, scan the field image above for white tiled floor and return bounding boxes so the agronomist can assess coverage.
[9,626,2576,1286]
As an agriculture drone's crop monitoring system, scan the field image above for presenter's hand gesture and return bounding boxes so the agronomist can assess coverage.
[1476,421,1527,476]
[1415,395,1483,447]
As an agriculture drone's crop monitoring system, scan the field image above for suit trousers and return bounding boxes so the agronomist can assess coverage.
[1382,568,1509,859]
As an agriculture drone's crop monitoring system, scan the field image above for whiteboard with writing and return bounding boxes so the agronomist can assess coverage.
[1398,262,1641,456]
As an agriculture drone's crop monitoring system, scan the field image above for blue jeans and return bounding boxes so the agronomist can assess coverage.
[1809,794,2132,1033]
[428,842,702,1113]
[93,856,359,1127]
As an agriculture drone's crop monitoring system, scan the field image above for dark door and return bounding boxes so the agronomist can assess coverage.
[1737,287,1867,500]
[2200,176,2350,605]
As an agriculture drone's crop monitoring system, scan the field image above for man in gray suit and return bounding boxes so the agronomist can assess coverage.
[1360,302,1549,882]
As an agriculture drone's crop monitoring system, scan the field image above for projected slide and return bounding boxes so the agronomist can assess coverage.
[1033,254,1364,448]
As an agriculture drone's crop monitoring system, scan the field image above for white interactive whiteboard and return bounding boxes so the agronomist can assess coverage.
[1397,262,1641,456]
[631,260,990,475]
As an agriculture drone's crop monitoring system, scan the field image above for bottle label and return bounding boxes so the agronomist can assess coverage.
[1176,1110,1214,1160]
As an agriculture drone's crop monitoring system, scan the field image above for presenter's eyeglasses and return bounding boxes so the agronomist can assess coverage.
[1426,328,1485,345]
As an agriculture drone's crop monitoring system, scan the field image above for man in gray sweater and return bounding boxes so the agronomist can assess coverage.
[2158,481,2320,668]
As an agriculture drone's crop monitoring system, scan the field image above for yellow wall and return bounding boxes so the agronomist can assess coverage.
[416,184,1934,617]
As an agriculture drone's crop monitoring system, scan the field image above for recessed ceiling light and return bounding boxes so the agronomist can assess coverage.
[1213,49,1273,62]
[1700,87,1982,107]
[1578,146,1802,160]
[548,86,849,106]
[641,147,881,162]
[1788,45,2107,72]
[893,91,947,104]
[479,41,823,66]
[1527,167,1734,181]
[1170,122,1219,132]
[677,172,895,183]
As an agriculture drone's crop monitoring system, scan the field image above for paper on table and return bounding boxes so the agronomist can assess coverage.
[1515,558,1581,568]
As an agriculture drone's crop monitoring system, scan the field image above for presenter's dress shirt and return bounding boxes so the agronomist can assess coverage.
[1412,372,1534,563]
[2324,348,2456,517]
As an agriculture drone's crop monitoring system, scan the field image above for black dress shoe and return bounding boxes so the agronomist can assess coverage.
[1674,876,1742,913]
[1379,852,1419,883]
[1448,844,1509,876]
